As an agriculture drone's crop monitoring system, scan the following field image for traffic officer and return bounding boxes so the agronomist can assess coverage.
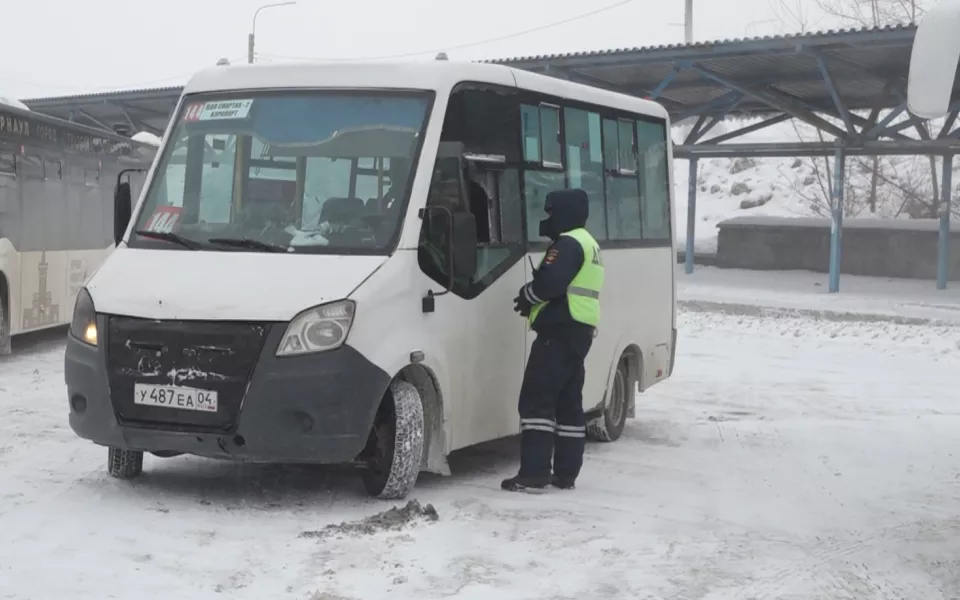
[502,188,604,493]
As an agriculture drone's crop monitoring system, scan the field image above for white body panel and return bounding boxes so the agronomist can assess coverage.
[520,247,675,418]
[83,60,677,459]
[348,249,527,452]
[908,0,960,119]
[87,247,386,321]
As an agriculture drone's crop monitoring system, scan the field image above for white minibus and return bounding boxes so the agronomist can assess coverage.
[64,60,677,499]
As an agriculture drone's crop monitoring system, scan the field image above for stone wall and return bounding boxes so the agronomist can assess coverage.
[715,216,960,280]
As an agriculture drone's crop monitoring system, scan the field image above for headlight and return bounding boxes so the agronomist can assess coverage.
[70,288,99,347]
[277,300,355,357]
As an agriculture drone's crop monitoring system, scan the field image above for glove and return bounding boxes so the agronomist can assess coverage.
[513,293,532,317]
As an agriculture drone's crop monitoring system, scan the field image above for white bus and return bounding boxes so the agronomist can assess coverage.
[64,60,677,499]
[0,103,156,354]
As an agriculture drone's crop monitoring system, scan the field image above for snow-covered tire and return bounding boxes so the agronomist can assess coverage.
[361,379,424,500]
[587,357,631,442]
[107,447,143,479]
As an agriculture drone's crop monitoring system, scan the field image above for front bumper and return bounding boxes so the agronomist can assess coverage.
[64,315,391,463]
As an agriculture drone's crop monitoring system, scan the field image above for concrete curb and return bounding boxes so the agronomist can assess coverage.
[678,299,960,327]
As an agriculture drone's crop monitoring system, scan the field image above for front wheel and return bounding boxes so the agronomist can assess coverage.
[361,379,424,499]
[587,357,632,442]
[107,447,144,479]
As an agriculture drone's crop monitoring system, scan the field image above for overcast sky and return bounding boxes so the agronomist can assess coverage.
[5,0,855,100]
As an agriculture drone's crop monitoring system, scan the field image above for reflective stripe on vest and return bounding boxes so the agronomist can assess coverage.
[528,227,605,328]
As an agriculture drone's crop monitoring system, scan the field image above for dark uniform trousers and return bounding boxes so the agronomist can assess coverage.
[517,330,593,482]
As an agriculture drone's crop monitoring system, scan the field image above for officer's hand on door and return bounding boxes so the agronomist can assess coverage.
[513,293,532,317]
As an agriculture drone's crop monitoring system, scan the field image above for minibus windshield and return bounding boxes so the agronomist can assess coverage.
[129,90,433,254]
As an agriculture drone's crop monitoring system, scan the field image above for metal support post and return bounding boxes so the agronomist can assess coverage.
[828,145,846,293]
[249,2,296,65]
[937,154,953,290]
[685,158,698,274]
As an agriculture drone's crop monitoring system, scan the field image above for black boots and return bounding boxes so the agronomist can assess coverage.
[500,473,576,492]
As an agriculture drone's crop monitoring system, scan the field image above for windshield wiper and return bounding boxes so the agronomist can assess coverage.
[207,237,289,253]
[134,229,204,250]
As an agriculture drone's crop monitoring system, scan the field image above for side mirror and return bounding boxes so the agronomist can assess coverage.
[113,181,132,246]
[451,212,477,281]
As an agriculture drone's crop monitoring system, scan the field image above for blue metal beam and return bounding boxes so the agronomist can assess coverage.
[648,68,680,99]
[884,114,934,135]
[837,112,912,142]
[685,158,698,275]
[864,103,907,140]
[675,90,742,122]
[75,109,112,132]
[828,144,846,293]
[766,87,911,142]
[937,110,959,140]
[676,139,960,159]
[690,65,849,140]
[684,114,709,145]
[687,96,745,145]
[938,154,953,290]
[814,55,855,133]
[698,114,791,145]
[863,105,882,134]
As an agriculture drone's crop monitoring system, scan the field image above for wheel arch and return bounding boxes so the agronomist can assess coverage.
[597,339,643,418]
[619,343,643,418]
[394,362,450,476]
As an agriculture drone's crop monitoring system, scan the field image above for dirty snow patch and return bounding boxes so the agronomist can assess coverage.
[299,500,439,540]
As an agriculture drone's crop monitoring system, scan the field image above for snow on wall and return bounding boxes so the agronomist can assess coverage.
[718,215,954,232]
[131,131,162,146]
[671,117,960,254]
[0,96,30,111]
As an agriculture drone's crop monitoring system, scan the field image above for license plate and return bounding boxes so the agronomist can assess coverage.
[133,383,218,413]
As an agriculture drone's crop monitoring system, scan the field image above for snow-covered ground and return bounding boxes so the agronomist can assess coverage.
[3,277,960,599]
[679,265,960,325]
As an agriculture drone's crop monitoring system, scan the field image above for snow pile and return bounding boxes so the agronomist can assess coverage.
[0,95,29,111]
[132,131,162,146]
[671,116,960,254]
[299,500,439,540]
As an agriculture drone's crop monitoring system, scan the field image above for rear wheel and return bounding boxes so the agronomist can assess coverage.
[361,379,424,499]
[587,357,631,442]
[107,447,144,479]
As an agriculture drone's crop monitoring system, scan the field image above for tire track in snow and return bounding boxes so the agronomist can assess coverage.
[735,517,956,599]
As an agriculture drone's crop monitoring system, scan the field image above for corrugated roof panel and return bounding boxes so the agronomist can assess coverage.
[20,23,949,137]
[483,23,916,64]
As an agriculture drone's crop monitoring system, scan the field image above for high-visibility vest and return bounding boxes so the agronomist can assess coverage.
[528,227,604,328]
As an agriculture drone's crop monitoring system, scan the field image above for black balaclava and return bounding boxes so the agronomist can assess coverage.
[538,188,589,240]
